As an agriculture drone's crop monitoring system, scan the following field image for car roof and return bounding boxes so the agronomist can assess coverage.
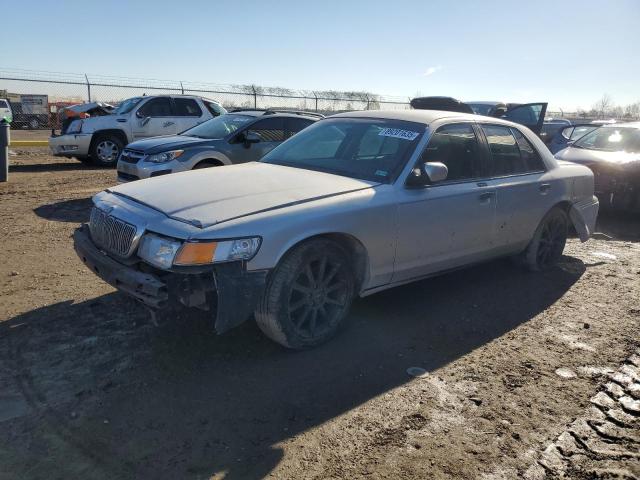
[229,110,320,120]
[601,121,640,129]
[331,109,525,127]
[467,101,502,105]
[135,94,221,103]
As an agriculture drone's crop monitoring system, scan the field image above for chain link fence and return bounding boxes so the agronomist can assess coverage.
[0,68,411,130]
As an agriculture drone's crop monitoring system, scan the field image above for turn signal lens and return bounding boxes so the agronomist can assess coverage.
[174,242,217,266]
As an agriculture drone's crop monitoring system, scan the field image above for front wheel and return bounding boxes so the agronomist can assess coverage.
[520,207,568,271]
[90,135,124,167]
[255,239,356,349]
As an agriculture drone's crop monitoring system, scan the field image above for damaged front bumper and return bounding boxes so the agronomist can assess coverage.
[590,163,640,213]
[73,226,268,333]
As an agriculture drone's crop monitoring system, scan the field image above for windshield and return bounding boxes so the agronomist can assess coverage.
[574,127,640,153]
[114,97,143,115]
[181,114,254,139]
[468,103,495,116]
[260,118,424,183]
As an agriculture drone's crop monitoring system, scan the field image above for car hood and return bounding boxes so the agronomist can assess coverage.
[107,162,379,228]
[126,135,214,154]
[555,146,640,167]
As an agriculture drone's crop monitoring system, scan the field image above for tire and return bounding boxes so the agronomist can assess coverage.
[520,207,568,271]
[193,160,222,170]
[28,118,39,130]
[255,239,356,349]
[90,135,124,167]
[76,156,92,164]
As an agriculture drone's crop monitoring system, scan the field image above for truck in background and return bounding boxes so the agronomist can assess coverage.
[7,93,49,129]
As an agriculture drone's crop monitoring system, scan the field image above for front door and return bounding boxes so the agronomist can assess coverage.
[236,117,286,163]
[393,122,496,283]
[131,97,179,139]
[501,103,548,135]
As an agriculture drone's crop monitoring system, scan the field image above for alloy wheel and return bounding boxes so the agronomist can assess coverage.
[537,216,565,267]
[287,255,349,338]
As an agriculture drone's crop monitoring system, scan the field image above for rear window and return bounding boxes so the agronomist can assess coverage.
[174,98,202,117]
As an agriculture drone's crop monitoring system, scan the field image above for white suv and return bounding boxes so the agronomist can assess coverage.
[49,95,226,166]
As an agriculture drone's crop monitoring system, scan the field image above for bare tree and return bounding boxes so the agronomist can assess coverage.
[593,94,614,118]
[624,102,640,120]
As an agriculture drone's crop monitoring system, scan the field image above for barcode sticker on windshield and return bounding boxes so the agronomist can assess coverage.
[378,128,419,141]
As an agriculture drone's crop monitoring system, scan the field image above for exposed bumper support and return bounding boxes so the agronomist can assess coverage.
[569,195,599,242]
[73,226,268,333]
[74,226,168,308]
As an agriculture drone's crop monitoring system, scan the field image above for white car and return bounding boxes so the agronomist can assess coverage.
[49,95,226,166]
[75,109,599,349]
[0,99,12,123]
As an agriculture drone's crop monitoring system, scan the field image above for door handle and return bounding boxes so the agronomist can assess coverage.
[539,183,551,193]
[478,192,495,203]
[163,121,175,127]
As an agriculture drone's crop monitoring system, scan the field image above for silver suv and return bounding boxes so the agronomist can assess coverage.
[49,95,226,166]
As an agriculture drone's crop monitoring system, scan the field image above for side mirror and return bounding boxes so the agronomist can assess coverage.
[423,162,448,182]
[406,161,448,187]
[243,131,261,148]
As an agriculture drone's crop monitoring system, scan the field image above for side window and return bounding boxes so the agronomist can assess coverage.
[511,128,545,172]
[285,117,314,138]
[481,124,525,176]
[419,123,482,182]
[204,101,225,117]
[561,126,574,140]
[137,97,173,117]
[174,98,202,117]
[247,117,285,142]
[570,125,596,140]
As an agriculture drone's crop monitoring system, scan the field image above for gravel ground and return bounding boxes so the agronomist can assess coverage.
[0,149,639,480]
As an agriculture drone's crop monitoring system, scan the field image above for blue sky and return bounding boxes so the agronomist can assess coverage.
[2,0,639,110]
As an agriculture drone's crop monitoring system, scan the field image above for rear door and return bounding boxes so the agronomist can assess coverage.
[131,97,178,139]
[501,103,548,135]
[284,117,315,139]
[172,97,206,133]
[477,124,553,251]
[393,122,497,282]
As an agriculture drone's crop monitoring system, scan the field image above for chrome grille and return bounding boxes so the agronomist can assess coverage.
[119,149,146,164]
[89,207,138,257]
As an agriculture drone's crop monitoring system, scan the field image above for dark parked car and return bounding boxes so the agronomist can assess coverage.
[540,119,572,147]
[411,97,547,135]
[555,122,640,212]
[116,109,322,182]
[548,123,599,154]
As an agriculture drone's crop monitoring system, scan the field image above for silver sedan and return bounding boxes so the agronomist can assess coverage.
[74,110,599,348]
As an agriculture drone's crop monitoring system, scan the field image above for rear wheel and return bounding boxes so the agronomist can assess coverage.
[520,207,568,271]
[255,239,356,349]
[90,135,123,167]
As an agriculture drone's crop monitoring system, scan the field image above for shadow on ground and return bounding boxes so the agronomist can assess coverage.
[0,256,586,479]
[34,197,94,223]
[9,162,104,173]
[595,210,640,242]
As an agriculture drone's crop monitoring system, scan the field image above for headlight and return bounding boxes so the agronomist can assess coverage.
[145,150,184,163]
[174,237,261,266]
[67,120,83,134]
[137,234,261,268]
[137,233,182,270]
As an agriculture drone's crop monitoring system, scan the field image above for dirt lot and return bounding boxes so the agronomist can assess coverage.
[1,149,639,480]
